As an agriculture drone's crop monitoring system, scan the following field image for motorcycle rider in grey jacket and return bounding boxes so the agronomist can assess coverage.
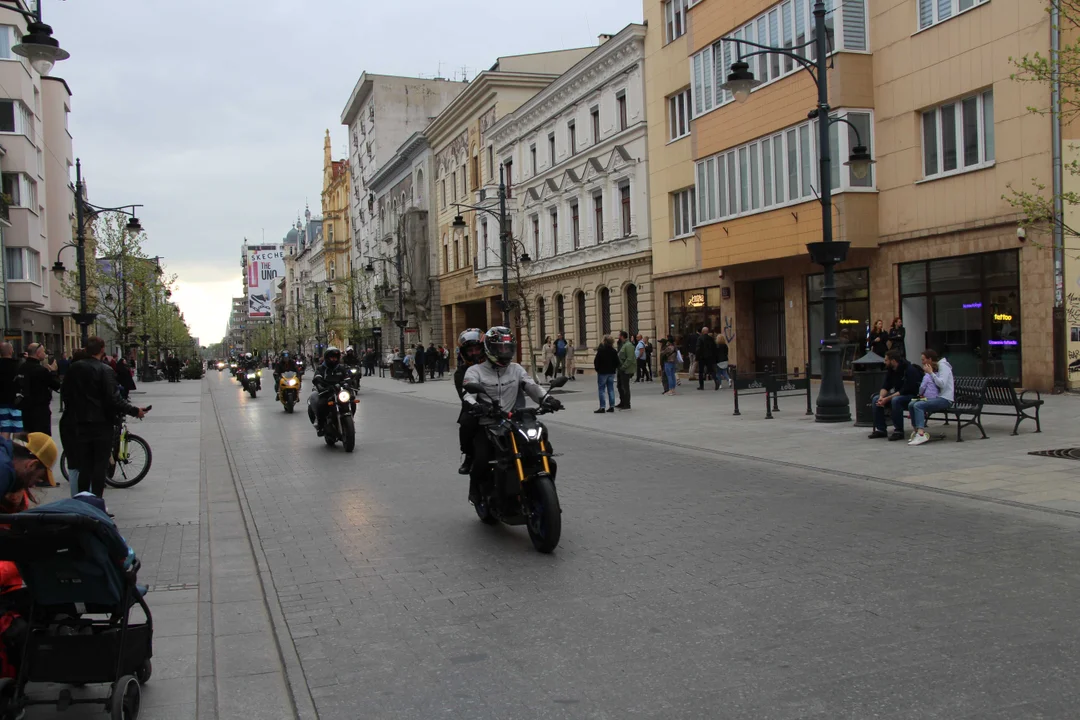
[461,327,561,505]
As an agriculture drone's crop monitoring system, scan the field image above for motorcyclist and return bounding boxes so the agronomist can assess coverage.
[307,346,349,436]
[343,346,361,368]
[453,329,485,476]
[273,350,299,399]
[462,327,562,506]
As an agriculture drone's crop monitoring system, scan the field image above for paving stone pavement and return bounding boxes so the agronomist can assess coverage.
[205,370,1080,718]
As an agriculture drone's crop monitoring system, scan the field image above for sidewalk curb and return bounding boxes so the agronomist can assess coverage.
[359,383,1080,522]
[206,384,319,720]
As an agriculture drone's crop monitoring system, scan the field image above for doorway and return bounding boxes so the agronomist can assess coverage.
[753,278,787,373]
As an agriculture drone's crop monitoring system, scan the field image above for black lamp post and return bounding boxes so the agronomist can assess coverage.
[51,159,143,348]
[720,0,874,423]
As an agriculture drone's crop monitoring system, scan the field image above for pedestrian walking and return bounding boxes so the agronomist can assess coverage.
[0,343,22,439]
[553,333,568,377]
[644,337,654,382]
[414,343,426,383]
[616,331,636,410]
[16,343,60,436]
[695,327,719,391]
[541,336,554,379]
[635,334,647,382]
[716,335,731,388]
[426,343,438,380]
[593,336,618,413]
[564,341,576,380]
[115,357,137,400]
[56,351,70,412]
[685,330,699,376]
[59,348,87,497]
[660,337,680,395]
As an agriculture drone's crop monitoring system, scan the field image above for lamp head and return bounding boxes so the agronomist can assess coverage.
[845,145,875,180]
[12,22,69,76]
[125,216,143,239]
[721,61,761,103]
[452,214,466,229]
[51,260,65,279]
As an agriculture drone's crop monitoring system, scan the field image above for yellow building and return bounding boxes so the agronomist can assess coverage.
[427,49,594,353]
[646,0,1056,389]
[321,130,352,347]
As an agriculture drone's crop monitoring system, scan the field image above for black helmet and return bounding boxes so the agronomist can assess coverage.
[324,346,341,367]
[458,328,484,365]
[483,326,516,368]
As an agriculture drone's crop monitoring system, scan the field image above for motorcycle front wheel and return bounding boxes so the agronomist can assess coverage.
[284,400,295,413]
[248,387,257,398]
[341,414,355,453]
[525,475,561,553]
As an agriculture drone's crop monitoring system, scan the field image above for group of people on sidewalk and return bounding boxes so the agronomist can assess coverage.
[868,348,953,446]
[395,343,450,383]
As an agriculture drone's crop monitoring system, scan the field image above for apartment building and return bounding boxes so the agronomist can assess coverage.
[647,0,1055,389]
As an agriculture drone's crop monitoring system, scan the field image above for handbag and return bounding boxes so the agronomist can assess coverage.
[675,350,684,365]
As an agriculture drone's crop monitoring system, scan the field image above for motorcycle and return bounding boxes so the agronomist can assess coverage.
[278,371,300,413]
[216,361,226,372]
[462,376,566,554]
[345,365,361,386]
[310,376,357,452]
[241,368,262,398]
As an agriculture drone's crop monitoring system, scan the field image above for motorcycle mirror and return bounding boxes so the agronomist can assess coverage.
[463,382,485,395]
[549,376,569,389]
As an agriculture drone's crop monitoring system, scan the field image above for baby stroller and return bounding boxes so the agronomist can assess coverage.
[0,503,153,719]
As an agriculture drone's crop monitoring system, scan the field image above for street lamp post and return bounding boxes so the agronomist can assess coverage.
[51,159,143,348]
[365,211,412,355]
[720,0,874,423]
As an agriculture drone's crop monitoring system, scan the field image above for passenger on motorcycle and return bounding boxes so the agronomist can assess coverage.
[453,329,486,476]
[462,327,562,505]
[307,347,349,436]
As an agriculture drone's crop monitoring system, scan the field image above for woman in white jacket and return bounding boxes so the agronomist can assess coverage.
[908,349,953,446]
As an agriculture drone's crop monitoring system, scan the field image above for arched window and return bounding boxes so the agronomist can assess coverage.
[329,260,336,280]
[625,284,639,336]
[415,169,424,203]
[599,287,611,336]
[575,291,587,348]
[555,293,565,337]
[537,296,546,347]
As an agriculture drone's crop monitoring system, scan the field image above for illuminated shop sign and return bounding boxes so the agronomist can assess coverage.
[839,319,862,325]
[687,294,705,308]
[994,313,1013,321]
[988,340,1018,346]
[963,302,982,309]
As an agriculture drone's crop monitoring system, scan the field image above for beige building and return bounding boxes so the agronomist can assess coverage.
[427,48,594,355]
[321,130,351,347]
[646,0,1056,389]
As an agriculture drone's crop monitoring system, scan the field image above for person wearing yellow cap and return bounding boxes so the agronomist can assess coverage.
[0,431,57,502]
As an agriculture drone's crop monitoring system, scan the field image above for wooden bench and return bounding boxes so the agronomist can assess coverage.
[926,376,1044,441]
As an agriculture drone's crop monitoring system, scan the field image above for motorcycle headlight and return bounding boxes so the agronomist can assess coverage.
[256,370,262,377]
[285,379,298,386]
[246,372,256,379]
[337,390,351,403]
[524,428,541,440]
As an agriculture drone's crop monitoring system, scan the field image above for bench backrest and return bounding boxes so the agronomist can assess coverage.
[953,376,988,407]
[983,377,1019,405]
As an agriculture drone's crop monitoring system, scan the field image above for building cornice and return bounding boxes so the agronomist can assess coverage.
[426,71,561,149]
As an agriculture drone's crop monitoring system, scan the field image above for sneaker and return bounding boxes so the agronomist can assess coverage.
[888,432,905,441]
[909,432,930,446]
[867,430,888,439]
[594,408,606,414]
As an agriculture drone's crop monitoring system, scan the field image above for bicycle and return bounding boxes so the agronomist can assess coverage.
[59,409,153,489]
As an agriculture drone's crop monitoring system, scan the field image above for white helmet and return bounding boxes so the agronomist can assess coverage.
[345,345,355,354]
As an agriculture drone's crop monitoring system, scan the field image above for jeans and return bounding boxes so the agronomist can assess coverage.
[68,468,79,497]
[664,362,677,391]
[617,370,632,408]
[597,374,615,409]
[716,364,730,385]
[872,393,914,433]
[910,397,951,429]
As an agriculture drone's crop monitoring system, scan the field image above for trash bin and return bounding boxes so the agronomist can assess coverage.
[852,350,887,428]
[392,359,405,379]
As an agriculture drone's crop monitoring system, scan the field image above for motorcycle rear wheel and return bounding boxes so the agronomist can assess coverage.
[525,476,561,553]
[474,498,498,525]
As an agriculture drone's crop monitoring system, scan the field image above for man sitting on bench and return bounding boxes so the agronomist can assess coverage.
[868,349,923,442]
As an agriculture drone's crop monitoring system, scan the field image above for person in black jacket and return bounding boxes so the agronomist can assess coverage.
[593,335,619,413]
[695,327,719,390]
[308,347,349,435]
[61,337,147,498]
[868,349,923,441]
[16,343,61,436]
[0,342,22,438]
[413,343,426,383]
[454,329,485,475]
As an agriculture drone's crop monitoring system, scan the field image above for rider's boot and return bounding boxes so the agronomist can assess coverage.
[458,454,473,476]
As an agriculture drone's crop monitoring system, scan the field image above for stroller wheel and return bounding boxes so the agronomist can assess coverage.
[136,659,152,684]
[110,676,140,720]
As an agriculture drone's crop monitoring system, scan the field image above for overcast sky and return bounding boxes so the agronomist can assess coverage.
[46,0,642,344]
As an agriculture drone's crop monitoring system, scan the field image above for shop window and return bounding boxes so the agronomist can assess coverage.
[625,284,639,336]
[555,294,565,336]
[807,268,870,377]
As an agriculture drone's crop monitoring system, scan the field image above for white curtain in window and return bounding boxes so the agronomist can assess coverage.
[842,0,867,50]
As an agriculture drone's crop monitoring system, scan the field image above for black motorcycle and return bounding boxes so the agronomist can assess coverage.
[240,368,261,398]
[311,377,357,452]
[463,376,566,553]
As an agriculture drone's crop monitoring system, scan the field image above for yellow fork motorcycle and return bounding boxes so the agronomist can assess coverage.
[278,371,301,413]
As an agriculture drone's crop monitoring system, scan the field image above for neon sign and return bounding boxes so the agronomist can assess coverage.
[963,302,982,309]
[839,319,862,325]
[988,340,1018,346]
[687,293,705,308]
[994,313,1013,321]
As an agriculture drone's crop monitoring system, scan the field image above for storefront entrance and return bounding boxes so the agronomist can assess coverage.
[753,278,786,373]
[807,268,870,378]
[899,250,1021,383]
[666,287,722,344]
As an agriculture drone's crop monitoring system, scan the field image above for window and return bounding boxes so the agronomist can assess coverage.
[329,259,336,280]
[480,219,488,267]
[530,144,537,175]
[591,107,600,144]
[625,284,639,336]
[556,294,566,335]
[599,287,611,335]
[919,0,986,30]
[594,193,604,243]
[487,146,494,181]
[575,291,587,347]
[664,0,688,42]
[453,236,459,271]
[0,100,31,138]
[471,156,479,191]
[922,90,994,179]
[568,121,577,156]
[531,214,541,259]
[451,171,457,201]
[327,224,334,244]
[443,243,449,273]
[548,133,556,166]
[691,0,869,118]
[672,188,697,237]
[695,110,874,224]
[620,183,631,236]
[503,160,513,197]
[5,248,39,282]
[550,208,559,253]
[537,297,546,346]
[0,26,13,59]
[570,201,580,249]
[441,179,446,209]
[668,90,690,141]
[617,92,627,131]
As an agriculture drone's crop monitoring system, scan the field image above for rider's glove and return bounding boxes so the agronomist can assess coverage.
[543,397,564,411]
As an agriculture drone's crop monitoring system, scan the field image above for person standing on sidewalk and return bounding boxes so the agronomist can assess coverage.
[696,327,719,391]
[16,343,60,436]
[660,337,679,396]
[716,335,731,389]
[414,343,426,383]
[909,349,954,446]
[685,330,699,376]
[635,334,647,383]
[593,336,618,413]
[616,331,636,410]
[868,349,922,442]
[426,343,438,380]
[0,343,22,439]
[553,333,568,377]
[644,336,654,382]
[63,338,147,500]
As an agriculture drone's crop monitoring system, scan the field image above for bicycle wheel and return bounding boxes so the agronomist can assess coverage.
[60,450,69,481]
[105,433,152,489]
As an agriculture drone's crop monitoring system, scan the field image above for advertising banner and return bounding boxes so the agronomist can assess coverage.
[247,246,286,318]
